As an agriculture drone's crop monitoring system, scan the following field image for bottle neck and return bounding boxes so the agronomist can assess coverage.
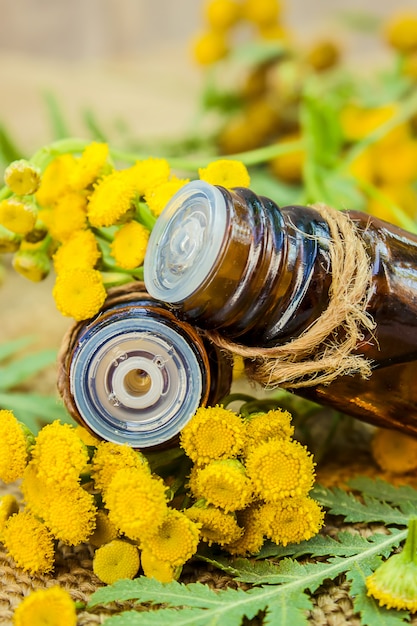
[171,186,333,346]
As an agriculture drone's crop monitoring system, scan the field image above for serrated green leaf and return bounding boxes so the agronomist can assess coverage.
[348,477,417,507]
[257,531,390,560]
[347,561,410,625]
[103,607,227,626]
[90,578,311,626]
[312,485,411,525]
[0,349,57,390]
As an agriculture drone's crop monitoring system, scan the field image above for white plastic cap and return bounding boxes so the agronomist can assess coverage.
[144,180,228,303]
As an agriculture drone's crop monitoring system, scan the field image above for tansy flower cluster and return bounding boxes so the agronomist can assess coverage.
[192,2,417,231]
[0,143,251,321]
[181,405,324,556]
[0,404,322,589]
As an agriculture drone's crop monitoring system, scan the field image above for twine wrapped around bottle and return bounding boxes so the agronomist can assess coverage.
[203,203,377,390]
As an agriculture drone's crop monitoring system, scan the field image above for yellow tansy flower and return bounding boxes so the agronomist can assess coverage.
[36,154,77,208]
[242,0,281,27]
[0,224,20,253]
[141,509,200,567]
[0,409,34,483]
[93,539,140,584]
[198,159,251,189]
[105,467,168,542]
[340,103,398,142]
[70,142,110,191]
[91,441,150,493]
[371,428,417,474]
[269,134,305,184]
[180,405,246,465]
[204,0,241,31]
[145,176,190,217]
[225,503,266,556]
[262,496,325,546]
[141,548,179,583]
[31,421,89,487]
[4,159,41,196]
[42,485,97,545]
[128,157,171,197]
[3,511,55,574]
[12,246,51,282]
[47,191,88,242]
[367,518,417,612]
[0,495,19,540]
[13,586,77,626]
[52,267,107,320]
[110,220,149,269]
[87,170,136,227]
[245,437,316,501]
[185,501,242,546]
[53,229,101,274]
[0,198,37,235]
[243,409,294,455]
[89,510,119,548]
[21,460,50,518]
[74,424,102,447]
[372,137,417,185]
[192,459,253,512]
[192,30,229,65]
[384,12,417,54]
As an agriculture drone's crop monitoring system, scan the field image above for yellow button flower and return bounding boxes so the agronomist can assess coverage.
[198,159,251,189]
[367,518,417,612]
[4,159,41,196]
[52,268,107,321]
[141,548,179,583]
[0,198,37,235]
[384,12,417,54]
[185,501,242,546]
[261,496,325,546]
[3,511,55,574]
[192,30,229,65]
[105,467,168,542]
[89,510,119,548]
[145,176,190,217]
[0,409,33,483]
[47,191,88,242]
[53,229,101,274]
[243,409,294,456]
[93,539,140,585]
[110,220,149,269]
[141,509,200,567]
[70,141,110,191]
[192,459,253,512]
[13,586,77,626]
[204,0,241,31]
[42,484,97,545]
[91,441,150,493]
[224,503,266,556]
[87,170,136,228]
[245,437,316,501]
[36,154,78,208]
[180,405,246,465]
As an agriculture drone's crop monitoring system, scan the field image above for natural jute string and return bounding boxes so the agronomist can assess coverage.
[204,203,376,389]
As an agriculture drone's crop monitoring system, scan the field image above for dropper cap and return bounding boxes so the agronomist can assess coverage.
[144,181,228,303]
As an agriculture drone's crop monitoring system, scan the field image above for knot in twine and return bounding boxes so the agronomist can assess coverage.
[204,203,376,389]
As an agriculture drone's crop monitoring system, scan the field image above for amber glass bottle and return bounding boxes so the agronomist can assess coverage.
[58,284,232,448]
[144,181,417,436]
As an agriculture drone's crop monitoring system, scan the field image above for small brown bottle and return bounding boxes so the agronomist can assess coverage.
[144,181,417,436]
[57,284,232,449]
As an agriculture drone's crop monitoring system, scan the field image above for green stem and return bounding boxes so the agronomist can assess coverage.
[110,139,305,172]
[403,518,417,563]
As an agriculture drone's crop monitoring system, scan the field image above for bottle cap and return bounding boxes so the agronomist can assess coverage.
[69,304,206,447]
[144,180,227,303]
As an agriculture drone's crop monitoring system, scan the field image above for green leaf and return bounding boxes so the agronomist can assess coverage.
[0,349,58,390]
[0,123,25,163]
[348,477,417,507]
[83,108,109,143]
[0,391,75,432]
[312,485,413,525]
[89,528,405,625]
[229,40,287,66]
[0,336,37,362]
[347,560,410,625]
[43,90,71,140]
